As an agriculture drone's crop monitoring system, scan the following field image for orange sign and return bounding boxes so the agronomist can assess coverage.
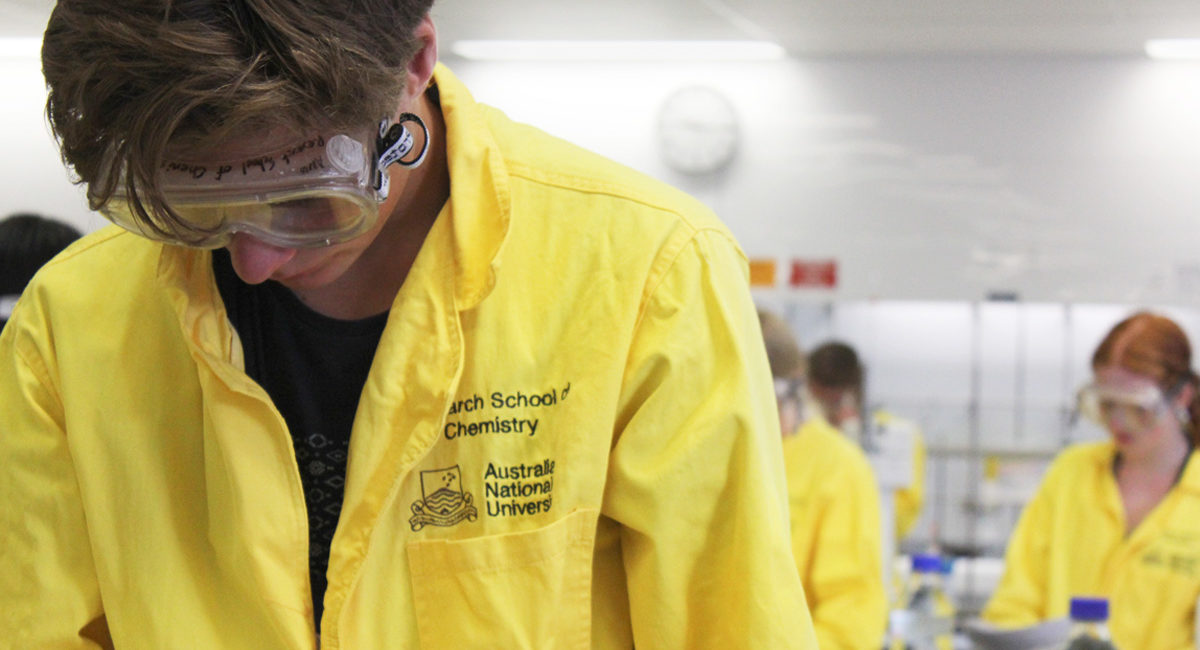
[749,259,777,287]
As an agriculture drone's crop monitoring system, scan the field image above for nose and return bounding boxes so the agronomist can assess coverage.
[1105,409,1143,439]
[226,234,297,285]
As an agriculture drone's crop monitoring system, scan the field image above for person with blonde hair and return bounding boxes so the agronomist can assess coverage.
[0,2,814,647]
[759,309,887,649]
[984,311,1200,648]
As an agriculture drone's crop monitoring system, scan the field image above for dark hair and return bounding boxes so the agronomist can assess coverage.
[0,213,82,295]
[807,341,864,399]
[1092,311,1200,445]
[42,0,435,245]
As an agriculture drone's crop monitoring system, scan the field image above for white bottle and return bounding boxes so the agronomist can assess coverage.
[889,554,955,650]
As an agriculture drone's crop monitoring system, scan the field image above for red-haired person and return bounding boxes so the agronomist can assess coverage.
[984,311,1200,649]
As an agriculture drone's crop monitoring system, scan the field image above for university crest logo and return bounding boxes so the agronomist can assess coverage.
[409,465,478,531]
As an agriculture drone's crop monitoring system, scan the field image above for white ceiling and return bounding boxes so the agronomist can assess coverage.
[434,0,1200,57]
[6,0,1200,56]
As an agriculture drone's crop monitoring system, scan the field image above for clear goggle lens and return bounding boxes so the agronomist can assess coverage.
[774,376,810,427]
[101,189,377,249]
[96,115,427,249]
[1076,383,1171,433]
[774,377,806,404]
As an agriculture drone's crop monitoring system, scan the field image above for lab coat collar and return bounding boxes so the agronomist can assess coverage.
[158,245,241,368]
[1098,440,1200,494]
[432,63,512,311]
[1176,446,1200,493]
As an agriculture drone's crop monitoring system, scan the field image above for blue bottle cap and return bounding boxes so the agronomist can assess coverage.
[911,553,943,573]
[1069,597,1109,622]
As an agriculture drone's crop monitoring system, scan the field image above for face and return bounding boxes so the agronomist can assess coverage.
[154,124,394,288]
[224,183,403,288]
[223,15,441,290]
[808,383,857,427]
[219,118,428,289]
[1089,365,1182,458]
[775,375,805,436]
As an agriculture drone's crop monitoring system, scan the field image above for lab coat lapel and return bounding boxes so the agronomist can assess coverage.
[158,245,316,645]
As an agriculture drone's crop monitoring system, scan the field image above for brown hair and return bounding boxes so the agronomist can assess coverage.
[1092,311,1200,445]
[758,309,805,380]
[807,341,864,401]
[41,0,434,245]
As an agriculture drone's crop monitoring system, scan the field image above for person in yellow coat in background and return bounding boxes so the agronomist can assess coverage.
[984,311,1200,649]
[760,310,887,649]
[0,1,816,647]
[807,341,927,541]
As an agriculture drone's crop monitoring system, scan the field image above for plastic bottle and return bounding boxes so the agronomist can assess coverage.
[888,553,956,650]
[1061,597,1117,650]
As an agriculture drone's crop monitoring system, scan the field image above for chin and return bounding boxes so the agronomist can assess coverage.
[285,254,348,283]
[280,275,333,291]
[274,265,335,289]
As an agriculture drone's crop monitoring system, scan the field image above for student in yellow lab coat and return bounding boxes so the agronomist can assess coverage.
[984,311,1200,649]
[760,309,886,649]
[0,2,817,647]
[807,340,927,541]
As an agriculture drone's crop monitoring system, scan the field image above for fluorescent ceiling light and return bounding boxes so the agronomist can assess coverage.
[1145,39,1200,60]
[451,40,786,62]
[0,37,42,59]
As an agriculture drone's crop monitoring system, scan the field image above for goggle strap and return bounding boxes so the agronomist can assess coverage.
[377,113,430,171]
[378,122,414,168]
[375,164,390,199]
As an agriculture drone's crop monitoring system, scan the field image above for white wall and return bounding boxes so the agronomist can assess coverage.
[449,55,1200,303]
[0,56,97,232]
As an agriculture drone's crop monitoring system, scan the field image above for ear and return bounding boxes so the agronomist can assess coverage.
[400,14,438,110]
[1177,381,1196,411]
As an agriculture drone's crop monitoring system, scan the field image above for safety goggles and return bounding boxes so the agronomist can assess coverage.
[774,376,808,433]
[1076,381,1178,434]
[97,114,428,249]
[775,377,806,407]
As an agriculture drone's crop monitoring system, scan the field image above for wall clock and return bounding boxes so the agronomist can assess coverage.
[656,85,740,175]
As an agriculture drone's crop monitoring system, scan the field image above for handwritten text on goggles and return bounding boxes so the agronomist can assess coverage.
[98,113,429,248]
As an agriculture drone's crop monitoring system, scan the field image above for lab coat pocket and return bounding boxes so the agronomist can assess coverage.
[406,507,599,650]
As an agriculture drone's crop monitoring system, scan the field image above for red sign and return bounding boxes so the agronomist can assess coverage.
[789,259,837,288]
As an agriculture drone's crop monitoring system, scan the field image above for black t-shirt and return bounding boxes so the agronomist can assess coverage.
[211,249,387,624]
